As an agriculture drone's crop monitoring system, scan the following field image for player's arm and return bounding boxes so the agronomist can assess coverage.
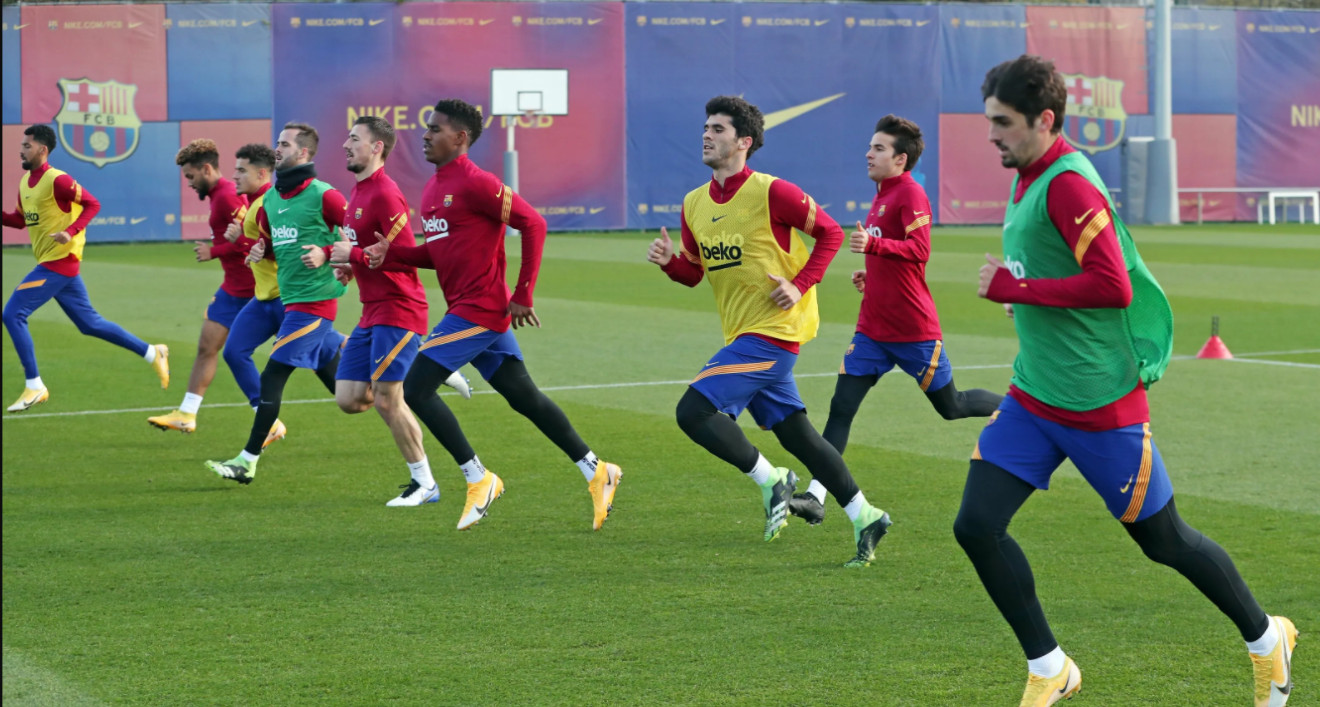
[248,206,275,263]
[208,196,249,258]
[2,191,24,229]
[767,179,843,294]
[52,174,100,238]
[353,193,418,272]
[981,173,1131,308]
[656,206,705,287]
[470,178,545,308]
[863,201,932,264]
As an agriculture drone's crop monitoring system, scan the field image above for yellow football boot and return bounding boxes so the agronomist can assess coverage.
[147,409,196,433]
[1019,657,1081,707]
[587,461,623,530]
[150,344,171,389]
[1252,616,1299,707]
[7,387,50,412]
[457,471,504,530]
[263,419,288,449]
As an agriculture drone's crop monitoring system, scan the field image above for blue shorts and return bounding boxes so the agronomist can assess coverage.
[690,335,804,430]
[841,333,952,393]
[205,287,253,329]
[417,313,523,381]
[269,311,345,370]
[338,325,421,383]
[225,297,285,356]
[973,395,1173,523]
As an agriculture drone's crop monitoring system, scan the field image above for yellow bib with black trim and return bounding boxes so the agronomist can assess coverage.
[242,192,280,301]
[682,171,818,345]
[19,167,85,264]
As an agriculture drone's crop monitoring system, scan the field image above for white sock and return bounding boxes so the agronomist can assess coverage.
[575,451,599,482]
[1247,616,1280,656]
[143,345,156,363]
[843,492,867,521]
[180,393,204,415]
[26,377,45,390]
[807,479,827,504]
[745,454,775,486]
[407,457,436,489]
[1028,646,1067,678]
[239,450,259,463]
[460,456,486,484]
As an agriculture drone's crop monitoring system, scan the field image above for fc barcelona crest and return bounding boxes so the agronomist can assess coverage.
[355,207,363,219]
[444,194,454,207]
[1060,73,1127,155]
[55,78,142,168]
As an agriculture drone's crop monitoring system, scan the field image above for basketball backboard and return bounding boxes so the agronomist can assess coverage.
[490,69,568,116]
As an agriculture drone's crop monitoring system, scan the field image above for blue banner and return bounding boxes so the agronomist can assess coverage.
[939,4,1026,115]
[3,7,21,124]
[167,4,273,121]
[1236,10,1320,188]
[1168,8,1237,114]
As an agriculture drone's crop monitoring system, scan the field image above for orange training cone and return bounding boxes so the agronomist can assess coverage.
[1196,316,1233,359]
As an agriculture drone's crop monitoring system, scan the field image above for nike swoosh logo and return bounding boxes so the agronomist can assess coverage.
[374,356,385,364]
[704,361,719,367]
[814,19,829,26]
[763,93,846,131]
[1208,25,1221,30]
[279,208,291,214]
[128,22,143,29]
[711,215,727,222]
[588,18,603,25]
[589,207,606,214]
[916,20,931,27]
[914,211,925,216]
[14,24,29,30]
[496,186,504,198]
[710,18,725,25]
[1074,208,1094,225]
[480,19,495,26]
[389,213,403,222]
[1120,474,1134,494]
[242,20,258,27]
[369,19,385,26]
[130,217,147,225]
[474,485,496,515]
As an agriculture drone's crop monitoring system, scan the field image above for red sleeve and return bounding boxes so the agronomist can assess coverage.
[866,201,931,263]
[660,206,705,287]
[321,189,347,229]
[2,191,23,229]
[254,206,275,260]
[767,179,842,293]
[505,191,546,308]
[52,174,100,237]
[986,172,1131,308]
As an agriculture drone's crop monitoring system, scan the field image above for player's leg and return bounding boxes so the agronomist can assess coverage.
[357,326,438,508]
[3,267,63,411]
[219,297,287,448]
[820,374,877,455]
[887,339,1004,420]
[52,273,169,388]
[954,399,1080,703]
[335,327,377,414]
[485,346,622,530]
[1068,425,1294,705]
[924,381,1004,420]
[148,288,242,432]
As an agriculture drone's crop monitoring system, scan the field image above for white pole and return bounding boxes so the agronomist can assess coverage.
[1147,0,1180,224]
[503,117,520,237]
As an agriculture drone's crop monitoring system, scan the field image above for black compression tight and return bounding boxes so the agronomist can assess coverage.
[244,352,339,456]
[822,375,1002,455]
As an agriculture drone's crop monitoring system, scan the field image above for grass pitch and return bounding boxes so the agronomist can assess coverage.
[3,223,1317,705]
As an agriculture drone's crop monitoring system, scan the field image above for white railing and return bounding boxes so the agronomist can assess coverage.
[1178,187,1320,225]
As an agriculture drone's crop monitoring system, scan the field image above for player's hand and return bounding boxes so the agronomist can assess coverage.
[978,253,1007,298]
[330,238,354,264]
[647,227,674,267]
[852,269,866,294]
[332,263,353,285]
[301,244,327,268]
[1003,303,1015,319]
[363,231,389,269]
[509,302,540,329]
[849,221,870,254]
[245,238,266,265]
[767,273,802,310]
[194,240,214,262]
[224,217,243,244]
[48,230,72,245]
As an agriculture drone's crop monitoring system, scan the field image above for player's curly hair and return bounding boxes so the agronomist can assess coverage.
[352,115,397,161]
[282,122,320,158]
[874,115,924,172]
[705,95,765,159]
[235,143,276,171]
[432,99,484,147]
[982,55,1067,134]
[24,125,57,153]
[175,138,220,169]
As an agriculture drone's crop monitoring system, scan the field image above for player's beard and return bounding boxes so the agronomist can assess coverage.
[194,181,212,200]
[346,159,365,174]
[21,159,32,171]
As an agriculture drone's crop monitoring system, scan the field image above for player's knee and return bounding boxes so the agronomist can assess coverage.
[827,394,859,423]
[953,503,999,551]
[221,344,245,370]
[402,376,433,409]
[336,392,368,414]
[675,388,716,437]
[1,302,23,328]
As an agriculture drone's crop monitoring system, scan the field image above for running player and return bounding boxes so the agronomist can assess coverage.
[148,139,252,433]
[788,115,1003,525]
[204,122,348,483]
[318,115,471,507]
[962,55,1297,707]
[3,124,169,412]
[363,98,622,531]
[646,95,891,567]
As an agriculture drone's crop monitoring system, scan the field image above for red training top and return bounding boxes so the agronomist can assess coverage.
[857,171,941,342]
[2,162,101,277]
[202,177,254,298]
[383,154,546,334]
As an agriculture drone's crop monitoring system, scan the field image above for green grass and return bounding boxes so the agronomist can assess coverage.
[3,224,1317,705]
